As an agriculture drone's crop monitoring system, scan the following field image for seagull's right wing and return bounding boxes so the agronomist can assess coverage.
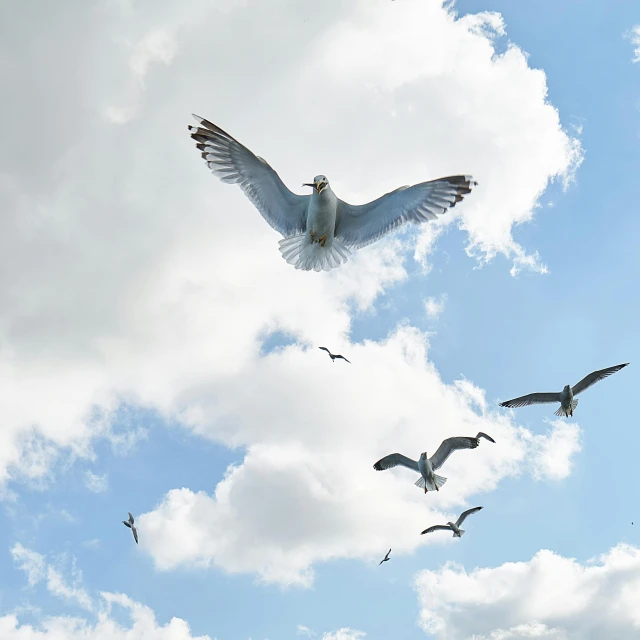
[128,512,135,524]
[476,432,495,443]
[429,437,479,471]
[335,175,476,250]
[571,363,629,396]
[336,355,351,363]
[188,115,308,237]
[455,506,483,527]
[421,524,452,535]
[499,392,561,409]
[373,453,419,472]
[132,526,139,545]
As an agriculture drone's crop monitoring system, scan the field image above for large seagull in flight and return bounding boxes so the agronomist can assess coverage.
[188,115,477,272]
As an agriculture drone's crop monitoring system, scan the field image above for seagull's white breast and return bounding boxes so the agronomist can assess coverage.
[307,188,338,238]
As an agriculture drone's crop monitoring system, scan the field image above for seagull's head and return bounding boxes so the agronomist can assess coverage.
[420,451,427,460]
[563,384,571,392]
[303,175,329,194]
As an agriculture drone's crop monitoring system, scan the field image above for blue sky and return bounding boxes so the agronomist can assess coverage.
[1,1,640,639]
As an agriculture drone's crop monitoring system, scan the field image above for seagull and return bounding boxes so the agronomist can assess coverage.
[318,347,350,363]
[499,363,629,418]
[122,512,138,545]
[378,548,392,565]
[188,115,477,272]
[373,432,495,493]
[421,506,483,537]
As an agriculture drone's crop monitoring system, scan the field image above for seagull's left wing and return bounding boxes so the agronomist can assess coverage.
[429,436,479,471]
[334,175,476,250]
[188,115,308,237]
[455,506,483,527]
[373,453,419,472]
[421,524,452,535]
[571,363,629,396]
[132,526,139,545]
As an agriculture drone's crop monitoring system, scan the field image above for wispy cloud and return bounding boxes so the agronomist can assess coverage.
[11,544,93,611]
[84,471,108,493]
[629,25,640,62]
[424,294,447,320]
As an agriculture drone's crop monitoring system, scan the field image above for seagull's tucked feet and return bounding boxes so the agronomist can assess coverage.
[278,234,351,272]
[435,484,439,492]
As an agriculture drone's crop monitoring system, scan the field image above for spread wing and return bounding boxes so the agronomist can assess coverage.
[334,175,476,250]
[571,363,629,396]
[476,432,495,443]
[188,115,308,237]
[318,347,331,354]
[499,392,561,409]
[421,524,452,535]
[132,525,138,545]
[373,453,419,472]
[335,355,351,363]
[455,506,483,527]
[122,521,131,528]
[429,437,479,471]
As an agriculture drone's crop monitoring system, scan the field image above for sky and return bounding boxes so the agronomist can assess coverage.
[1,0,639,638]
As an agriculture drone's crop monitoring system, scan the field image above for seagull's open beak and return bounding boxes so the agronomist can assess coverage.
[302,181,317,189]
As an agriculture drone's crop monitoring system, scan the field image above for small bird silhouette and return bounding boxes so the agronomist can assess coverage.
[379,548,391,565]
[318,347,350,363]
[122,512,138,545]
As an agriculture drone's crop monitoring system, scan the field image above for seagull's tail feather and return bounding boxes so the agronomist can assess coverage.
[456,529,465,537]
[414,474,447,490]
[554,399,578,417]
[278,234,351,272]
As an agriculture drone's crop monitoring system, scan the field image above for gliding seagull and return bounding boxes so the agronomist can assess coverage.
[379,548,392,565]
[499,363,629,417]
[318,347,350,363]
[421,506,483,537]
[188,115,477,272]
[122,512,138,545]
[373,432,495,493]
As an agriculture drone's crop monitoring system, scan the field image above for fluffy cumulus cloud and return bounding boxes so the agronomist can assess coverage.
[0,592,210,640]
[140,327,581,586]
[415,543,640,639]
[0,0,581,584]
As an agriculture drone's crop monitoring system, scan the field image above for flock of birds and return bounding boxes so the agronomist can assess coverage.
[121,116,630,563]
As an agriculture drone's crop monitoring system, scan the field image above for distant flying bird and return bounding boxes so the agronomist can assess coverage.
[379,548,392,565]
[188,115,477,272]
[122,512,138,545]
[421,506,483,537]
[318,347,351,363]
[499,363,629,418]
[373,432,495,493]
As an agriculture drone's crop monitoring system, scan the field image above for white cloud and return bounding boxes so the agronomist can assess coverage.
[321,629,366,640]
[0,591,211,639]
[424,294,447,320]
[415,543,640,639]
[11,544,93,611]
[11,543,46,587]
[629,25,640,63]
[140,327,581,586]
[1,0,582,584]
[84,470,108,493]
[522,420,582,481]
